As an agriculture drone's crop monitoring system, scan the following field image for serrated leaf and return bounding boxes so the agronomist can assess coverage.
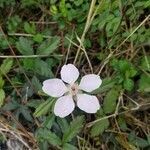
[57,118,69,133]
[3,100,20,110]
[37,128,62,146]
[90,118,109,137]
[31,76,42,93]
[46,131,62,146]
[0,89,5,107]
[128,132,149,148]
[123,78,134,91]
[20,106,33,122]
[23,58,54,77]
[125,68,137,78]
[62,116,84,144]
[0,59,13,75]
[24,22,36,34]
[16,37,34,55]
[103,88,119,114]
[33,34,43,43]
[42,114,55,129]
[26,99,43,108]
[36,36,60,55]
[34,59,54,77]
[34,98,55,117]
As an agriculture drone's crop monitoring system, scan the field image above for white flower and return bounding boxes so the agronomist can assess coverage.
[42,64,102,118]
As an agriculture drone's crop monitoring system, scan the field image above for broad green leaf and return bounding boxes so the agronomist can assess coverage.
[34,98,55,117]
[90,118,109,137]
[0,89,5,107]
[123,78,134,91]
[16,37,34,55]
[36,36,60,55]
[103,88,119,114]
[62,143,78,150]
[138,74,150,92]
[0,59,13,75]
[62,116,84,144]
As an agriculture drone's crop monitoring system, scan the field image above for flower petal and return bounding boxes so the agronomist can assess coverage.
[42,79,68,97]
[61,64,79,84]
[79,74,102,92]
[77,94,100,113]
[54,95,75,118]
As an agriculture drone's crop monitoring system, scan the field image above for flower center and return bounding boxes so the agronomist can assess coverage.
[69,83,78,96]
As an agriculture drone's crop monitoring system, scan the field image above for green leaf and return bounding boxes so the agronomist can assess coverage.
[62,116,84,143]
[37,128,62,146]
[16,37,34,55]
[103,88,119,114]
[0,59,13,76]
[26,100,43,108]
[123,78,134,91]
[59,0,68,17]
[0,89,5,107]
[24,22,36,34]
[62,143,78,150]
[0,76,5,88]
[3,100,20,110]
[140,55,150,72]
[46,131,62,146]
[20,106,33,122]
[125,68,137,78]
[36,37,60,55]
[23,58,54,77]
[34,98,55,117]
[33,59,54,77]
[118,60,130,73]
[92,77,116,94]
[33,34,43,43]
[138,74,150,92]
[57,118,69,133]
[74,0,83,6]
[90,118,109,137]
[42,114,55,129]
[31,76,42,93]
[128,132,149,148]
